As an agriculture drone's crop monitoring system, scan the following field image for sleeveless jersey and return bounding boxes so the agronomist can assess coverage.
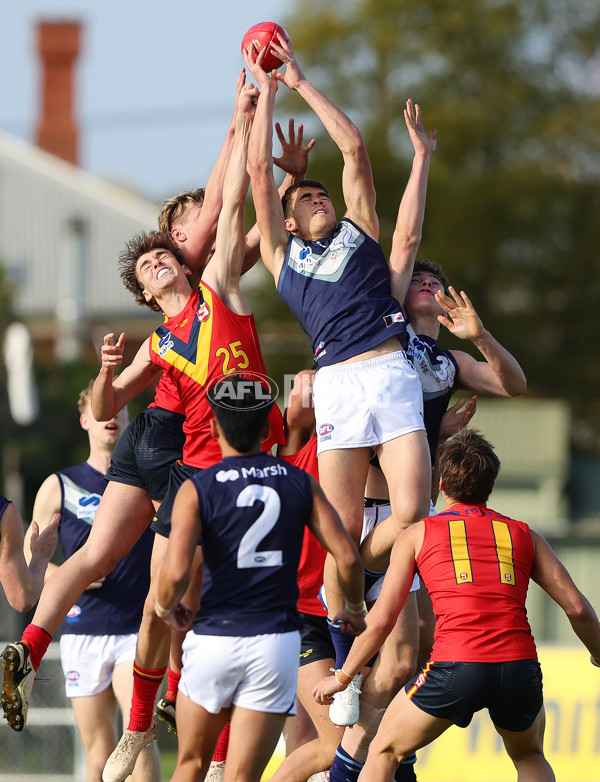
[57,462,154,636]
[150,367,185,415]
[149,282,284,468]
[406,324,458,462]
[279,433,326,617]
[191,452,314,636]
[277,218,407,366]
[417,503,537,662]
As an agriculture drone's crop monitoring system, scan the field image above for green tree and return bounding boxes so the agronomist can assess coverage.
[271,0,600,451]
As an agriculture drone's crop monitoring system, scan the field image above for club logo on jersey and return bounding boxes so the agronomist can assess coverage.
[460,572,469,580]
[66,670,80,684]
[216,469,240,483]
[504,574,512,582]
[314,341,327,360]
[319,423,334,442]
[66,605,82,622]
[288,221,363,282]
[383,311,405,326]
[77,493,101,522]
[196,301,211,322]
[157,333,175,357]
[208,373,279,410]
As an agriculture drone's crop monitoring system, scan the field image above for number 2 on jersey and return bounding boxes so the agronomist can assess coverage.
[236,485,283,569]
[448,519,515,586]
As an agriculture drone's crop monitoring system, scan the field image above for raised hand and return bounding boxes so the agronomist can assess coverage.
[29,513,59,563]
[242,43,278,92]
[435,287,485,342]
[273,119,316,177]
[438,396,478,443]
[404,99,437,158]
[269,33,306,90]
[100,332,126,371]
[237,81,260,119]
[230,68,247,123]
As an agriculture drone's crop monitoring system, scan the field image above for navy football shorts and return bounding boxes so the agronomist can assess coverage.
[151,461,201,538]
[106,407,185,500]
[405,659,543,731]
[299,612,335,667]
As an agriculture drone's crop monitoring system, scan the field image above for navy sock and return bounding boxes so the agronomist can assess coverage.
[327,619,354,669]
[394,753,417,781]
[329,745,364,782]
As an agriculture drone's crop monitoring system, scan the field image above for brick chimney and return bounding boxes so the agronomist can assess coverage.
[36,20,81,165]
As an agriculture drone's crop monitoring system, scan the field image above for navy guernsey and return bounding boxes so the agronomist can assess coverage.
[277,218,407,366]
[58,463,154,636]
[191,452,314,637]
[406,324,458,462]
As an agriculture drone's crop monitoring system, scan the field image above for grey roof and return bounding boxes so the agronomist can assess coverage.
[0,130,159,320]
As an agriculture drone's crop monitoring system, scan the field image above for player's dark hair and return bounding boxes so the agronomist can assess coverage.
[282,180,330,218]
[118,231,184,312]
[438,429,500,504]
[208,375,274,453]
[413,259,450,294]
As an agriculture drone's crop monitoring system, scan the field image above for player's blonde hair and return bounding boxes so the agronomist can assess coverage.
[157,188,206,234]
[77,381,94,415]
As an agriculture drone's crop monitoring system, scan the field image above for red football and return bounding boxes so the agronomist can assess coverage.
[241,22,290,72]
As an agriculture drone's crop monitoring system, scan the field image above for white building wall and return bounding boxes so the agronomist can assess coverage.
[0,131,158,320]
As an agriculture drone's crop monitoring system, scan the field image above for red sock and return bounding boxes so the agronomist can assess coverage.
[127,663,167,732]
[21,624,52,671]
[165,666,181,702]
[212,721,230,763]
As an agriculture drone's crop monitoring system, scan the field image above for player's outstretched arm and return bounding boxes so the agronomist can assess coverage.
[175,69,246,275]
[306,476,365,635]
[202,82,257,307]
[270,33,377,238]
[24,473,63,582]
[155,480,201,630]
[242,118,316,274]
[313,524,421,704]
[531,531,600,666]
[430,396,478,502]
[243,118,316,271]
[92,334,159,421]
[244,47,289,284]
[436,287,527,397]
[389,100,438,305]
[0,502,58,612]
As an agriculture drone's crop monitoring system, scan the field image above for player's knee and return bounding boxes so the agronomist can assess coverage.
[390,656,417,693]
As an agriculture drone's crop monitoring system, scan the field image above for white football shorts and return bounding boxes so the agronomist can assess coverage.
[313,351,424,455]
[59,633,137,698]
[179,630,300,715]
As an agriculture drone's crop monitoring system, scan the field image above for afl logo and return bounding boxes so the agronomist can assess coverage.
[66,671,80,683]
[319,423,334,436]
[197,301,211,322]
[67,605,82,619]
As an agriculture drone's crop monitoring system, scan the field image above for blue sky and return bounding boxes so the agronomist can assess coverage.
[2,1,295,203]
